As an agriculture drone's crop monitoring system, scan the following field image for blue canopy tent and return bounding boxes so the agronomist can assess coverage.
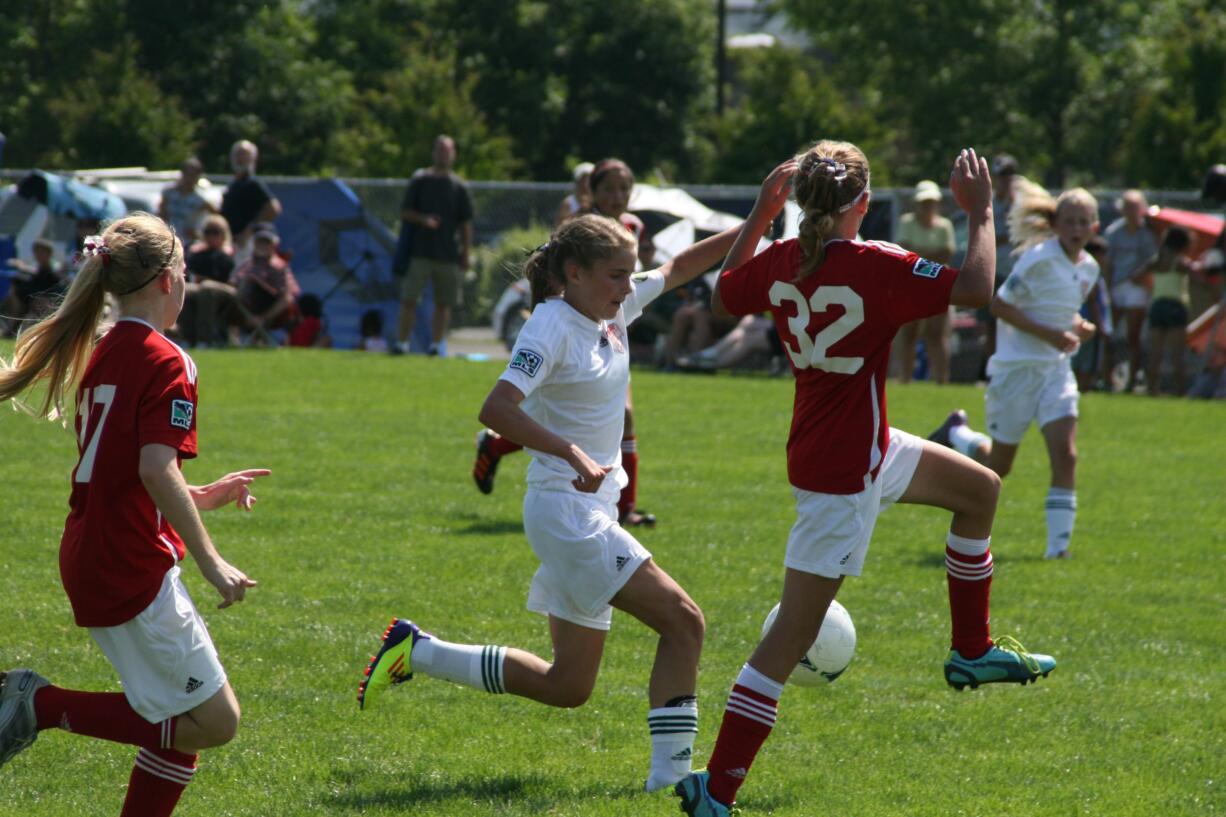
[266,179,435,350]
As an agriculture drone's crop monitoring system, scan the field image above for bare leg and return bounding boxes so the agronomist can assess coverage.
[173,682,240,753]
[748,570,843,684]
[431,304,451,347]
[1147,326,1166,395]
[501,617,606,708]
[925,311,953,384]
[611,559,705,706]
[897,441,1000,538]
[1040,415,1077,490]
[1126,308,1146,391]
[1172,327,1187,395]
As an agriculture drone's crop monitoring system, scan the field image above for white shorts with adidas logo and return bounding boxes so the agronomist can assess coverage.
[523,485,651,631]
[89,566,227,723]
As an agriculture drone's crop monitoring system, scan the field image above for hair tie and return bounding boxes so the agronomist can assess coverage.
[534,241,551,255]
[805,156,848,181]
[80,235,111,267]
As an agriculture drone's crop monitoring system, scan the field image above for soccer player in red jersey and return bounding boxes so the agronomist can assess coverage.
[673,145,1057,817]
[0,213,267,816]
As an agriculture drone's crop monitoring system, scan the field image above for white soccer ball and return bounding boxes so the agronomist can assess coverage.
[761,600,856,686]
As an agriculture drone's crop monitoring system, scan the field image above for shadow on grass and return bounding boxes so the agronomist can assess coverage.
[449,509,524,537]
[326,774,546,809]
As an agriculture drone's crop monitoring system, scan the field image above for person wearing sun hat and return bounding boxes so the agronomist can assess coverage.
[894,180,957,382]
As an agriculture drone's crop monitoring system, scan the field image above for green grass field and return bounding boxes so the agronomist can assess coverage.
[2,348,1223,816]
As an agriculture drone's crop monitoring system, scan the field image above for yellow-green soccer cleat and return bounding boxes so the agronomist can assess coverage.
[944,635,1056,690]
[358,619,425,711]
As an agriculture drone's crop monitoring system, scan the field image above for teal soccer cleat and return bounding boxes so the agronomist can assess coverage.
[674,770,733,817]
[945,636,1056,690]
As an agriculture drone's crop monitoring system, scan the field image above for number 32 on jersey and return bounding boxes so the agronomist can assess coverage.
[769,281,865,374]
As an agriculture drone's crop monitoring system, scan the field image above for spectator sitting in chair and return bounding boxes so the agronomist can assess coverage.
[232,224,299,345]
[3,238,67,336]
[179,214,238,347]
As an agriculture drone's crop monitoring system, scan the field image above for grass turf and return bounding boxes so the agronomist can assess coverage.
[1,347,1223,816]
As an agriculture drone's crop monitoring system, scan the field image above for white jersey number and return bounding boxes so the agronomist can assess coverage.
[768,282,865,374]
[75,385,117,484]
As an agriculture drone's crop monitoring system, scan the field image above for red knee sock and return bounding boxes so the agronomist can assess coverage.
[705,664,783,806]
[487,434,523,458]
[35,687,175,749]
[945,534,994,658]
[618,436,638,518]
[121,747,197,817]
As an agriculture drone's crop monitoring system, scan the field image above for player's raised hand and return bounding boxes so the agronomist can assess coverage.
[950,148,992,214]
[752,159,799,221]
[192,468,271,512]
[201,557,258,609]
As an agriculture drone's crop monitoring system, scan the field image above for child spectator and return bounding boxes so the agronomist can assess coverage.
[358,308,388,352]
[1140,226,1193,395]
[231,224,300,345]
[287,294,330,348]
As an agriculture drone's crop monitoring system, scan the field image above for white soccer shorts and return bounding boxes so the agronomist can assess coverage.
[784,428,925,579]
[985,361,1079,445]
[89,566,227,723]
[523,486,651,631]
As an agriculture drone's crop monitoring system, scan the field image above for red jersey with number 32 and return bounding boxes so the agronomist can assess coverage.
[60,318,198,627]
[719,238,957,494]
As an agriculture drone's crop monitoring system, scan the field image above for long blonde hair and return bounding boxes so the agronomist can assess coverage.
[1008,179,1098,254]
[793,140,871,277]
[0,213,182,419]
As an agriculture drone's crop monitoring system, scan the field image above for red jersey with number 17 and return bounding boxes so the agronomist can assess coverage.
[719,238,957,494]
[60,318,199,627]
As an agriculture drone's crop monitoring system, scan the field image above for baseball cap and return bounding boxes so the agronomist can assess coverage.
[914,180,942,202]
[573,161,595,181]
[252,223,279,243]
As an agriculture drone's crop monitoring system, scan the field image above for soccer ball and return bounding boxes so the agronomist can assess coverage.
[760,600,856,686]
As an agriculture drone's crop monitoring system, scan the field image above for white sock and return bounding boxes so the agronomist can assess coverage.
[645,696,699,793]
[1044,488,1076,557]
[949,424,991,458]
[410,636,506,693]
[396,340,410,353]
[737,663,785,699]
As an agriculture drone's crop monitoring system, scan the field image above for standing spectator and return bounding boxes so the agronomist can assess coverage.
[554,161,593,227]
[1140,226,1193,395]
[2,238,66,335]
[220,140,282,266]
[158,158,217,242]
[232,225,299,345]
[895,180,957,383]
[179,215,237,347]
[1102,189,1158,392]
[395,135,473,356]
[1072,236,1112,391]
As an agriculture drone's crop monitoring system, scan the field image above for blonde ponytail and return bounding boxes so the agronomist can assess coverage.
[0,212,182,420]
[792,140,870,278]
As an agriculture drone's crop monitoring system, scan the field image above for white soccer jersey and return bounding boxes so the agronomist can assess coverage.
[499,269,666,494]
[991,237,1099,369]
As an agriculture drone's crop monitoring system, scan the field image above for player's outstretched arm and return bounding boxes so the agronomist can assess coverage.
[478,380,611,493]
[140,443,257,608]
[712,158,798,317]
[948,148,995,308]
[190,468,271,512]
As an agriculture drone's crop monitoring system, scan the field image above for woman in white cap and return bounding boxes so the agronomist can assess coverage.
[895,179,957,382]
[555,161,595,227]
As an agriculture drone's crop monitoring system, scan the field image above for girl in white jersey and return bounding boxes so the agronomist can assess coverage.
[675,145,1056,817]
[930,181,1100,560]
[0,214,266,817]
[359,166,792,794]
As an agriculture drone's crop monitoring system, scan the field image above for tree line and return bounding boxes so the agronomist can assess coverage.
[2,0,1222,189]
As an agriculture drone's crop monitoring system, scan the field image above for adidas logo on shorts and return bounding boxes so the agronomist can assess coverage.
[615,555,629,571]
[185,677,203,694]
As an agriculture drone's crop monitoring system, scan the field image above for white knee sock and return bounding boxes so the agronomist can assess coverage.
[1044,488,1077,557]
[410,636,506,693]
[645,696,699,793]
[950,423,991,458]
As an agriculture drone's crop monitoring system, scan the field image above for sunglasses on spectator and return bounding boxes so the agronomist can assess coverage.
[203,227,223,235]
